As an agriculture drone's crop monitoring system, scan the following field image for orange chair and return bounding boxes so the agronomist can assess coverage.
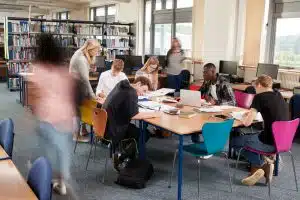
[74,99,98,153]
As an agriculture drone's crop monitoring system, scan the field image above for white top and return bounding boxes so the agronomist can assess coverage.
[210,84,218,101]
[69,49,96,99]
[96,70,128,96]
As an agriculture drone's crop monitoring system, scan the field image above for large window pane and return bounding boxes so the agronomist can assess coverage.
[145,1,152,54]
[61,12,67,20]
[156,0,162,10]
[90,9,94,21]
[274,18,300,68]
[96,7,105,16]
[176,23,192,56]
[108,6,116,15]
[154,24,172,55]
[166,0,173,9]
[177,0,193,8]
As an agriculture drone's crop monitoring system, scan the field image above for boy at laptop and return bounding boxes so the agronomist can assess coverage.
[192,63,236,143]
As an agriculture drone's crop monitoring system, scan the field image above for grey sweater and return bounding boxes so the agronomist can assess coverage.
[69,49,96,99]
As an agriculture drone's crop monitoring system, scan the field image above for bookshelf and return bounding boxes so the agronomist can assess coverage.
[4,17,134,91]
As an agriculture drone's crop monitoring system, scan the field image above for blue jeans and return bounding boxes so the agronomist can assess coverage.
[231,134,275,167]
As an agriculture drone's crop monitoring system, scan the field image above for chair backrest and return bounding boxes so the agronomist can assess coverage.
[79,99,98,125]
[0,118,14,157]
[92,108,108,138]
[27,157,52,200]
[272,118,300,153]
[167,74,182,91]
[234,90,255,109]
[180,70,191,89]
[202,119,234,154]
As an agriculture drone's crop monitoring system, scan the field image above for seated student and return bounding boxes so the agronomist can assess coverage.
[192,63,236,143]
[200,63,236,106]
[102,76,160,170]
[231,75,289,186]
[96,59,128,98]
[135,56,159,90]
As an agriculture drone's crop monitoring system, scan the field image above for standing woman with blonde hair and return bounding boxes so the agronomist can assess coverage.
[135,56,159,90]
[69,39,100,141]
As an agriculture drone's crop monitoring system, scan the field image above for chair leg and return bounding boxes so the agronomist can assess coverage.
[268,181,271,200]
[73,125,81,153]
[197,158,201,200]
[223,152,233,193]
[289,151,299,192]
[234,148,243,181]
[102,144,111,184]
[168,149,178,188]
[86,139,94,170]
[93,139,97,162]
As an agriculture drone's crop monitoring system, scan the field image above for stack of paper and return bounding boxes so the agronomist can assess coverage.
[146,88,175,97]
[138,101,176,112]
[197,106,223,113]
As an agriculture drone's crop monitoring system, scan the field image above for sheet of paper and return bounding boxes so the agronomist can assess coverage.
[145,88,175,97]
[230,111,263,122]
[139,108,155,113]
[138,101,176,111]
[219,105,235,110]
[197,106,223,113]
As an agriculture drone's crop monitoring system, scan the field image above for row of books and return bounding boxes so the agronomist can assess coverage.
[9,35,37,47]
[74,25,103,35]
[8,21,41,33]
[8,62,31,75]
[8,78,20,90]
[42,23,72,34]
[8,49,35,60]
[104,26,129,36]
[103,38,130,48]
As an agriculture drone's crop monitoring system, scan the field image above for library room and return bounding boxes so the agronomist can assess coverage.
[0,0,300,200]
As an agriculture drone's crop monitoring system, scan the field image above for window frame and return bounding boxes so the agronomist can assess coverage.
[143,0,193,55]
[57,11,69,20]
[90,4,116,23]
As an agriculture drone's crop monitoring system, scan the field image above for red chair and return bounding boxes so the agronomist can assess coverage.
[235,118,300,198]
[234,90,255,109]
[189,84,201,91]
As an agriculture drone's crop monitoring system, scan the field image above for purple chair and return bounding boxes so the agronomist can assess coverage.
[235,118,300,198]
[234,91,255,109]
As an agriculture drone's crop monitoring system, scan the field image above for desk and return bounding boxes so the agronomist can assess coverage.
[231,83,293,100]
[0,160,38,200]
[139,105,247,200]
[0,146,9,160]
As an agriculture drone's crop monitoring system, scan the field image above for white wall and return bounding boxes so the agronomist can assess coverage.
[202,0,239,70]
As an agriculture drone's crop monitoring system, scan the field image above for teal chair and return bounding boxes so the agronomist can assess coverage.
[168,119,234,199]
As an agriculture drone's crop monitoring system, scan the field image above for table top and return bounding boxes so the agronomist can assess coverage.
[231,83,293,99]
[144,104,247,135]
[0,160,38,200]
[89,76,98,81]
[0,146,9,160]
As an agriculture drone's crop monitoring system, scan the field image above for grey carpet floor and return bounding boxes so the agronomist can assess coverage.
[1,83,300,200]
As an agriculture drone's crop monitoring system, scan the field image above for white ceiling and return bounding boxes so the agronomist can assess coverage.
[0,0,130,15]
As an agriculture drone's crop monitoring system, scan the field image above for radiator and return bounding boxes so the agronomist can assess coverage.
[278,71,300,90]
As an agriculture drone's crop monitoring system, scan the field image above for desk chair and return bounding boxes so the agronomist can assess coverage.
[168,119,234,199]
[235,119,299,199]
[86,108,139,183]
[0,118,14,158]
[74,99,98,153]
[234,91,254,109]
[27,157,52,200]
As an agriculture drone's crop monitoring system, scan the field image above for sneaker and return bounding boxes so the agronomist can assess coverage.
[53,181,67,195]
[113,153,121,172]
[200,155,213,160]
[263,163,274,184]
[241,169,265,186]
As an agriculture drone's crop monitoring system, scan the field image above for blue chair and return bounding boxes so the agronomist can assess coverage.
[0,118,14,158]
[168,119,234,199]
[27,157,52,200]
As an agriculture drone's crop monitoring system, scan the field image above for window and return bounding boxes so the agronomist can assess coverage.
[274,18,300,68]
[57,11,69,20]
[90,5,116,23]
[177,0,193,8]
[154,24,172,55]
[144,0,193,55]
[176,23,192,56]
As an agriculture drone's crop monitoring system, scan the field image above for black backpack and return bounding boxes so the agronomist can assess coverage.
[115,159,154,189]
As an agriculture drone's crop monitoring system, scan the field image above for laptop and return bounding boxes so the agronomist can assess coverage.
[180,89,202,107]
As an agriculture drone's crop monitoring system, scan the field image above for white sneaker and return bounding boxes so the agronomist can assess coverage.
[200,155,213,160]
[53,181,67,195]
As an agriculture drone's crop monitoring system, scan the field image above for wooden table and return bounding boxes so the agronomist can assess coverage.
[231,83,293,100]
[0,160,38,200]
[0,146,9,160]
[138,105,247,200]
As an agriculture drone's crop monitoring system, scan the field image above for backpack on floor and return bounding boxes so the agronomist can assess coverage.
[115,159,154,189]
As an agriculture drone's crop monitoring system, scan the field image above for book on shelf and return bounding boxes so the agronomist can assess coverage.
[8,62,31,75]
[103,38,129,49]
[8,21,41,33]
[104,26,129,36]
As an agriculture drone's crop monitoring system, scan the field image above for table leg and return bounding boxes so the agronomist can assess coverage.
[139,120,146,160]
[177,135,184,200]
[274,154,279,176]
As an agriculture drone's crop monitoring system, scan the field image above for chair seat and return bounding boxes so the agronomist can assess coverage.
[244,146,276,156]
[183,143,212,157]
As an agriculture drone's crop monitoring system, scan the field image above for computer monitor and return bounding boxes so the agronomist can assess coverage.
[256,63,279,79]
[219,60,238,75]
[144,55,167,68]
[115,55,126,61]
[122,56,143,75]
[95,56,105,69]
